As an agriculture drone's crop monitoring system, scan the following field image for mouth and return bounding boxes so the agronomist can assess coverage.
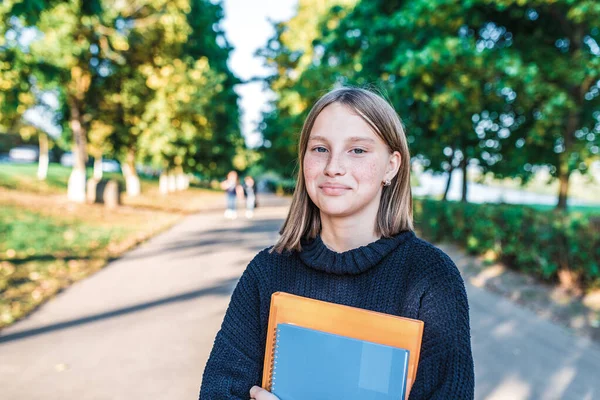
[319,184,351,196]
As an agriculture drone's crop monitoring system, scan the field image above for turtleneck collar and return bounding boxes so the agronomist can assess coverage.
[298,230,415,275]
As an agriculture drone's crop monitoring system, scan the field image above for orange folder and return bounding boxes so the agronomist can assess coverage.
[262,292,424,400]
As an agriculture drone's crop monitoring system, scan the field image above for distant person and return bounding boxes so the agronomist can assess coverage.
[201,87,474,399]
[243,176,256,219]
[220,171,243,219]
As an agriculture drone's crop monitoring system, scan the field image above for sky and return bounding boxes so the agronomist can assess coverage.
[221,0,298,148]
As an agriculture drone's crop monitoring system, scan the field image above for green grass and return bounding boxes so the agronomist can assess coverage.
[0,163,130,194]
[0,162,227,329]
[0,203,129,259]
[0,198,181,329]
[0,204,135,327]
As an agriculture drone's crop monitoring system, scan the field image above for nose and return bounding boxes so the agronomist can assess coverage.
[323,152,346,177]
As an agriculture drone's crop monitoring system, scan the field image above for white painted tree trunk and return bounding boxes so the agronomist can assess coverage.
[126,174,140,196]
[68,168,87,202]
[168,172,177,192]
[159,172,169,195]
[37,133,49,181]
[93,156,103,181]
[67,97,87,203]
[122,149,140,196]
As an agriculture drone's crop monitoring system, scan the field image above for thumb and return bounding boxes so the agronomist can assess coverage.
[249,386,278,399]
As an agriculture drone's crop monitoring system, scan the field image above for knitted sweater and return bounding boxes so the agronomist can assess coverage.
[199,230,475,399]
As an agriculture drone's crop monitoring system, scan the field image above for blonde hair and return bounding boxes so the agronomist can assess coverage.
[272,87,413,254]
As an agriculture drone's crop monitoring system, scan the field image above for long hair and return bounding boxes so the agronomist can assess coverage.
[272,87,413,254]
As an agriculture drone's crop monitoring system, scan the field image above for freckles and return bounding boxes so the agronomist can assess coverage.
[304,156,324,176]
[354,160,381,181]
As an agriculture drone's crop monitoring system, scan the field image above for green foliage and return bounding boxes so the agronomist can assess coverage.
[2,0,242,181]
[92,0,243,178]
[259,0,600,206]
[414,198,600,288]
[257,0,358,178]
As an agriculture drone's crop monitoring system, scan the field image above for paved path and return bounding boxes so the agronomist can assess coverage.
[1,204,599,399]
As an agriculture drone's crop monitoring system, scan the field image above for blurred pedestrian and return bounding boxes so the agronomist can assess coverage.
[243,176,256,219]
[220,171,243,219]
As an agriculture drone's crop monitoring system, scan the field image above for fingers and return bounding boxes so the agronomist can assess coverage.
[249,386,279,400]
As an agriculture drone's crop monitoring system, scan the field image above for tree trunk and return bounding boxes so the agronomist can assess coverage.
[556,109,579,210]
[67,96,88,203]
[175,166,187,191]
[556,168,571,210]
[442,165,454,201]
[460,157,468,203]
[168,172,177,192]
[159,171,169,195]
[122,148,140,196]
[37,132,49,181]
[93,155,103,181]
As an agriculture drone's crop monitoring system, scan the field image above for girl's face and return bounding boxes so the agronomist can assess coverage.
[303,103,400,220]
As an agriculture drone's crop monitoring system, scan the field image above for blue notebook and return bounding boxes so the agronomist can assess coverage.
[271,323,409,400]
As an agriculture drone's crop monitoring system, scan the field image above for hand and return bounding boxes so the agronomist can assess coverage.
[249,386,279,400]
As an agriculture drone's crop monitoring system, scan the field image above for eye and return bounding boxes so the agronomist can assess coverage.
[313,146,328,153]
[351,148,366,154]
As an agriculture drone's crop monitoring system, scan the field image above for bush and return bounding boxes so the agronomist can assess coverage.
[276,179,296,195]
[413,199,600,290]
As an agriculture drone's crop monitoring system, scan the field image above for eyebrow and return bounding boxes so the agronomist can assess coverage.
[308,135,376,144]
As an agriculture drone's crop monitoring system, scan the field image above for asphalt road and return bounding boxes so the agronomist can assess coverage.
[1,203,599,399]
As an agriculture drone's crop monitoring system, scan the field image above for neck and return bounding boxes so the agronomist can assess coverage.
[319,192,382,252]
[319,218,380,253]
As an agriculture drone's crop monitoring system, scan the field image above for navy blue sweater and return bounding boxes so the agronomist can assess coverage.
[199,230,475,399]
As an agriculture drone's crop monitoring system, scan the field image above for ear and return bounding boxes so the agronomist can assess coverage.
[385,151,402,182]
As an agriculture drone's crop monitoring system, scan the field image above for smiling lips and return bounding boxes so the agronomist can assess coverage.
[319,183,351,196]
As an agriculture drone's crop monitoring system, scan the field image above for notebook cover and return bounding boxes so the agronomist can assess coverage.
[262,292,424,400]
[271,323,409,400]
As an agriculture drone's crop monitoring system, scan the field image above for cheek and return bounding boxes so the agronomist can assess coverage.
[303,155,322,182]
[351,160,384,185]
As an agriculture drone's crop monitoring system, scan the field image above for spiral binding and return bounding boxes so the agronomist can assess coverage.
[268,326,281,391]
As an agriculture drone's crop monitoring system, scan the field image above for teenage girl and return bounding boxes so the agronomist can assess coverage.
[201,87,475,399]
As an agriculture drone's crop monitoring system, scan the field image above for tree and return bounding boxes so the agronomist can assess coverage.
[8,0,243,198]
[320,0,600,207]
[263,0,600,208]
[9,0,126,201]
[0,3,51,179]
[257,0,357,179]
[95,0,243,195]
[476,1,600,209]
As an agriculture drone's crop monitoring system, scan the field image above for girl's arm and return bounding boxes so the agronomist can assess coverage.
[199,262,264,399]
[409,259,475,400]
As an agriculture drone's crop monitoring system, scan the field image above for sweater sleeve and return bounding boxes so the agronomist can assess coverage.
[409,258,475,400]
[199,261,264,399]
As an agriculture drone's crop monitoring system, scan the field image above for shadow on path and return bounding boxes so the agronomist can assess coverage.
[0,276,238,345]
[120,217,284,263]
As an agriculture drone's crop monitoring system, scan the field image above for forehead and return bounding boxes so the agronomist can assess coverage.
[309,103,383,143]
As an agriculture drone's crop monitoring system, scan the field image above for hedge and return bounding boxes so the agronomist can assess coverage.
[413,199,600,290]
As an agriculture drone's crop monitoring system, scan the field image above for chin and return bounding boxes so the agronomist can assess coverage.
[316,199,355,217]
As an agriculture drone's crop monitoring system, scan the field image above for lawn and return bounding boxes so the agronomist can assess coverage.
[0,162,226,213]
[0,192,181,329]
[0,162,236,329]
